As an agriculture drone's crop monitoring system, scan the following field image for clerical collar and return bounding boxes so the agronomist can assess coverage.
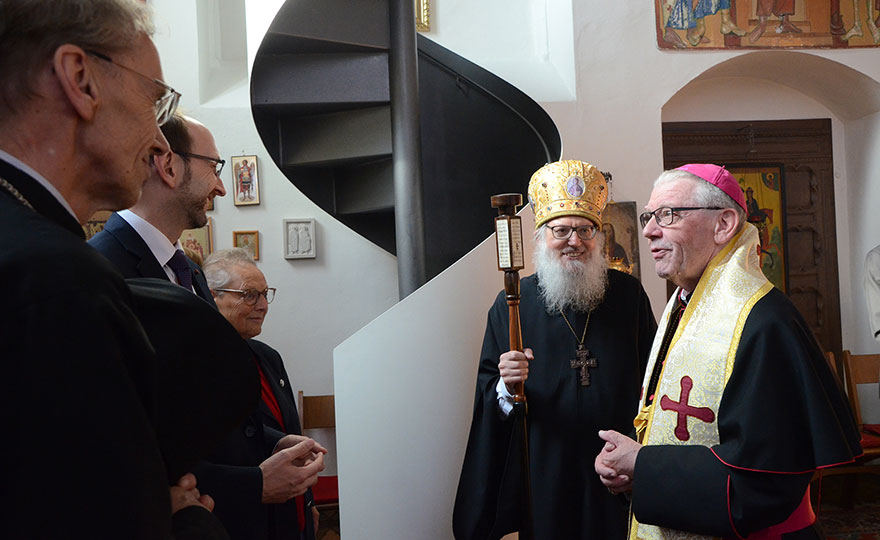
[679,289,691,306]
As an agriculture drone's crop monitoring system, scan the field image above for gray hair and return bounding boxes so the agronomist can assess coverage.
[0,0,154,114]
[203,248,257,291]
[654,169,746,231]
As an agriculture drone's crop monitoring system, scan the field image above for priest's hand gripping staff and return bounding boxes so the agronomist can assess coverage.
[491,193,534,540]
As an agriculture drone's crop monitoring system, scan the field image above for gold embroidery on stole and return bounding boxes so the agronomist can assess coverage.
[629,225,773,540]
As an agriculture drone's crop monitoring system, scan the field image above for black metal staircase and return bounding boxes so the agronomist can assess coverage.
[251,0,561,283]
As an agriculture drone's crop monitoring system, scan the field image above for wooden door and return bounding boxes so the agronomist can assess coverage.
[662,119,842,357]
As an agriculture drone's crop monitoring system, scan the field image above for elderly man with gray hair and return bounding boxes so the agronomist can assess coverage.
[201,248,325,540]
[595,164,860,539]
[0,1,238,538]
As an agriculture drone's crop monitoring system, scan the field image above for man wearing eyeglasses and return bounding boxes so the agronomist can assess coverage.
[455,160,657,540]
[202,248,326,540]
[90,112,226,305]
[0,1,229,538]
[595,164,860,539]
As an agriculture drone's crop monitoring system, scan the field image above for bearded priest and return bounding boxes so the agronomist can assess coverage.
[453,160,657,540]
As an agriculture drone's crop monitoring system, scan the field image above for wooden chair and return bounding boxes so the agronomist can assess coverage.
[824,351,838,380]
[842,351,880,456]
[298,392,339,509]
[811,351,880,510]
[842,351,880,428]
[817,351,880,479]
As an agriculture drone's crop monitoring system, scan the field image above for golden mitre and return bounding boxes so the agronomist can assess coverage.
[527,160,608,229]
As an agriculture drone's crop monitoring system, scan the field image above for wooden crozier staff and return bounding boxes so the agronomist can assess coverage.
[491,193,534,540]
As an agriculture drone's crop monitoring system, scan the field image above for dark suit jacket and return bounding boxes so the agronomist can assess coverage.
[89,212,215,305]
[0,157,226,539]
[194,339,315,540]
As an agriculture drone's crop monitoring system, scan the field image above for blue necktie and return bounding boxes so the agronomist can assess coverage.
[167,249,193,291]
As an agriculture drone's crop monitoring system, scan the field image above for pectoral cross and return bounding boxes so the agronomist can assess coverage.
[570,345,597,386]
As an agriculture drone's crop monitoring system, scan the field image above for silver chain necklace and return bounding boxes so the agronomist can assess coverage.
[0,175,35,211]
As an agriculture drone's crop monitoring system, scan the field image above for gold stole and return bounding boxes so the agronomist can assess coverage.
[629,225,773,540]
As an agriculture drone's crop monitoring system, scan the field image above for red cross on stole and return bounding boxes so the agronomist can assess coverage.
[659,375,716,441]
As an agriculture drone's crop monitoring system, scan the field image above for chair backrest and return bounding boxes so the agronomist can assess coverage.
[298,391,335,430]
[825,351,837,374]
[842,350,880,426]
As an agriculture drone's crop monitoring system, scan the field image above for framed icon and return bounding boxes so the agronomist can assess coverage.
[233,230,260,260]
[416,0,430,32]
[180,217,214,266]
[602,201,641,280]
[231,155,259,206]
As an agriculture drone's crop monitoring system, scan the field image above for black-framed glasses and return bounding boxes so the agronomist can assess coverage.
[639,207,723,228]
[548,224,598,241]
[176,151,226,177]
[86,50,181,126]
[213,287,276,305]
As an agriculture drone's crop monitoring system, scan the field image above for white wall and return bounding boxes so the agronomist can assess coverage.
[424,0,576,102]
[334,209,536,539]
[844,112,880,355]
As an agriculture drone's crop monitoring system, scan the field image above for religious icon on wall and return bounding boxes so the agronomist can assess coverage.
[233,230,260,261]
[416,0,430,32]
[83,210,112,240]
[232,155,260,206]
[283,219,316,259]
[180,217,214,267]
[656,0,880,50]
[601,201,641,280]
[729,165,787,291]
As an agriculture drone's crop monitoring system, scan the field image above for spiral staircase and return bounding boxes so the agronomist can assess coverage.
[250,0,561,287]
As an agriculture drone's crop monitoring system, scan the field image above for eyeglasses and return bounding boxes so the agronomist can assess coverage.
[176,151,226,177]
[86,50,181,126]
[213,287,276,305]
[548,224,598,241]
[639,207,723,228]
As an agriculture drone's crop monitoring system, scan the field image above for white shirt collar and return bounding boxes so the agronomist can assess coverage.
[117,209,182,267]
[0,148,79,220]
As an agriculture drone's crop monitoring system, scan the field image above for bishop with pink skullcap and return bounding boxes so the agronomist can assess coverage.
[674,163,747,211]
[594,161,861,540]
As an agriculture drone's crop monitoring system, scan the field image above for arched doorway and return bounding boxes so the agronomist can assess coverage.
[660,51,880,358]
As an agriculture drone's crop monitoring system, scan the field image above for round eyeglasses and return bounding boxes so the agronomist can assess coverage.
[548,224,598,241]
[213,287,275,305]
[639,207,723,228]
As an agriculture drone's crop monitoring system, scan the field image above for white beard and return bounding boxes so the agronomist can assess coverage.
[534,232,609,314]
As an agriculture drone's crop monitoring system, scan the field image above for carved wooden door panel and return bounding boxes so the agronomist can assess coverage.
[662,119,842,356]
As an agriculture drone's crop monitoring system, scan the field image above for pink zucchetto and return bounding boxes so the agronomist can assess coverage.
[675,163,746,211]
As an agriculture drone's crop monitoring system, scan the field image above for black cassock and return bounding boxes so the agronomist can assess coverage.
[453,271,657,540]
[632,289,862,538]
